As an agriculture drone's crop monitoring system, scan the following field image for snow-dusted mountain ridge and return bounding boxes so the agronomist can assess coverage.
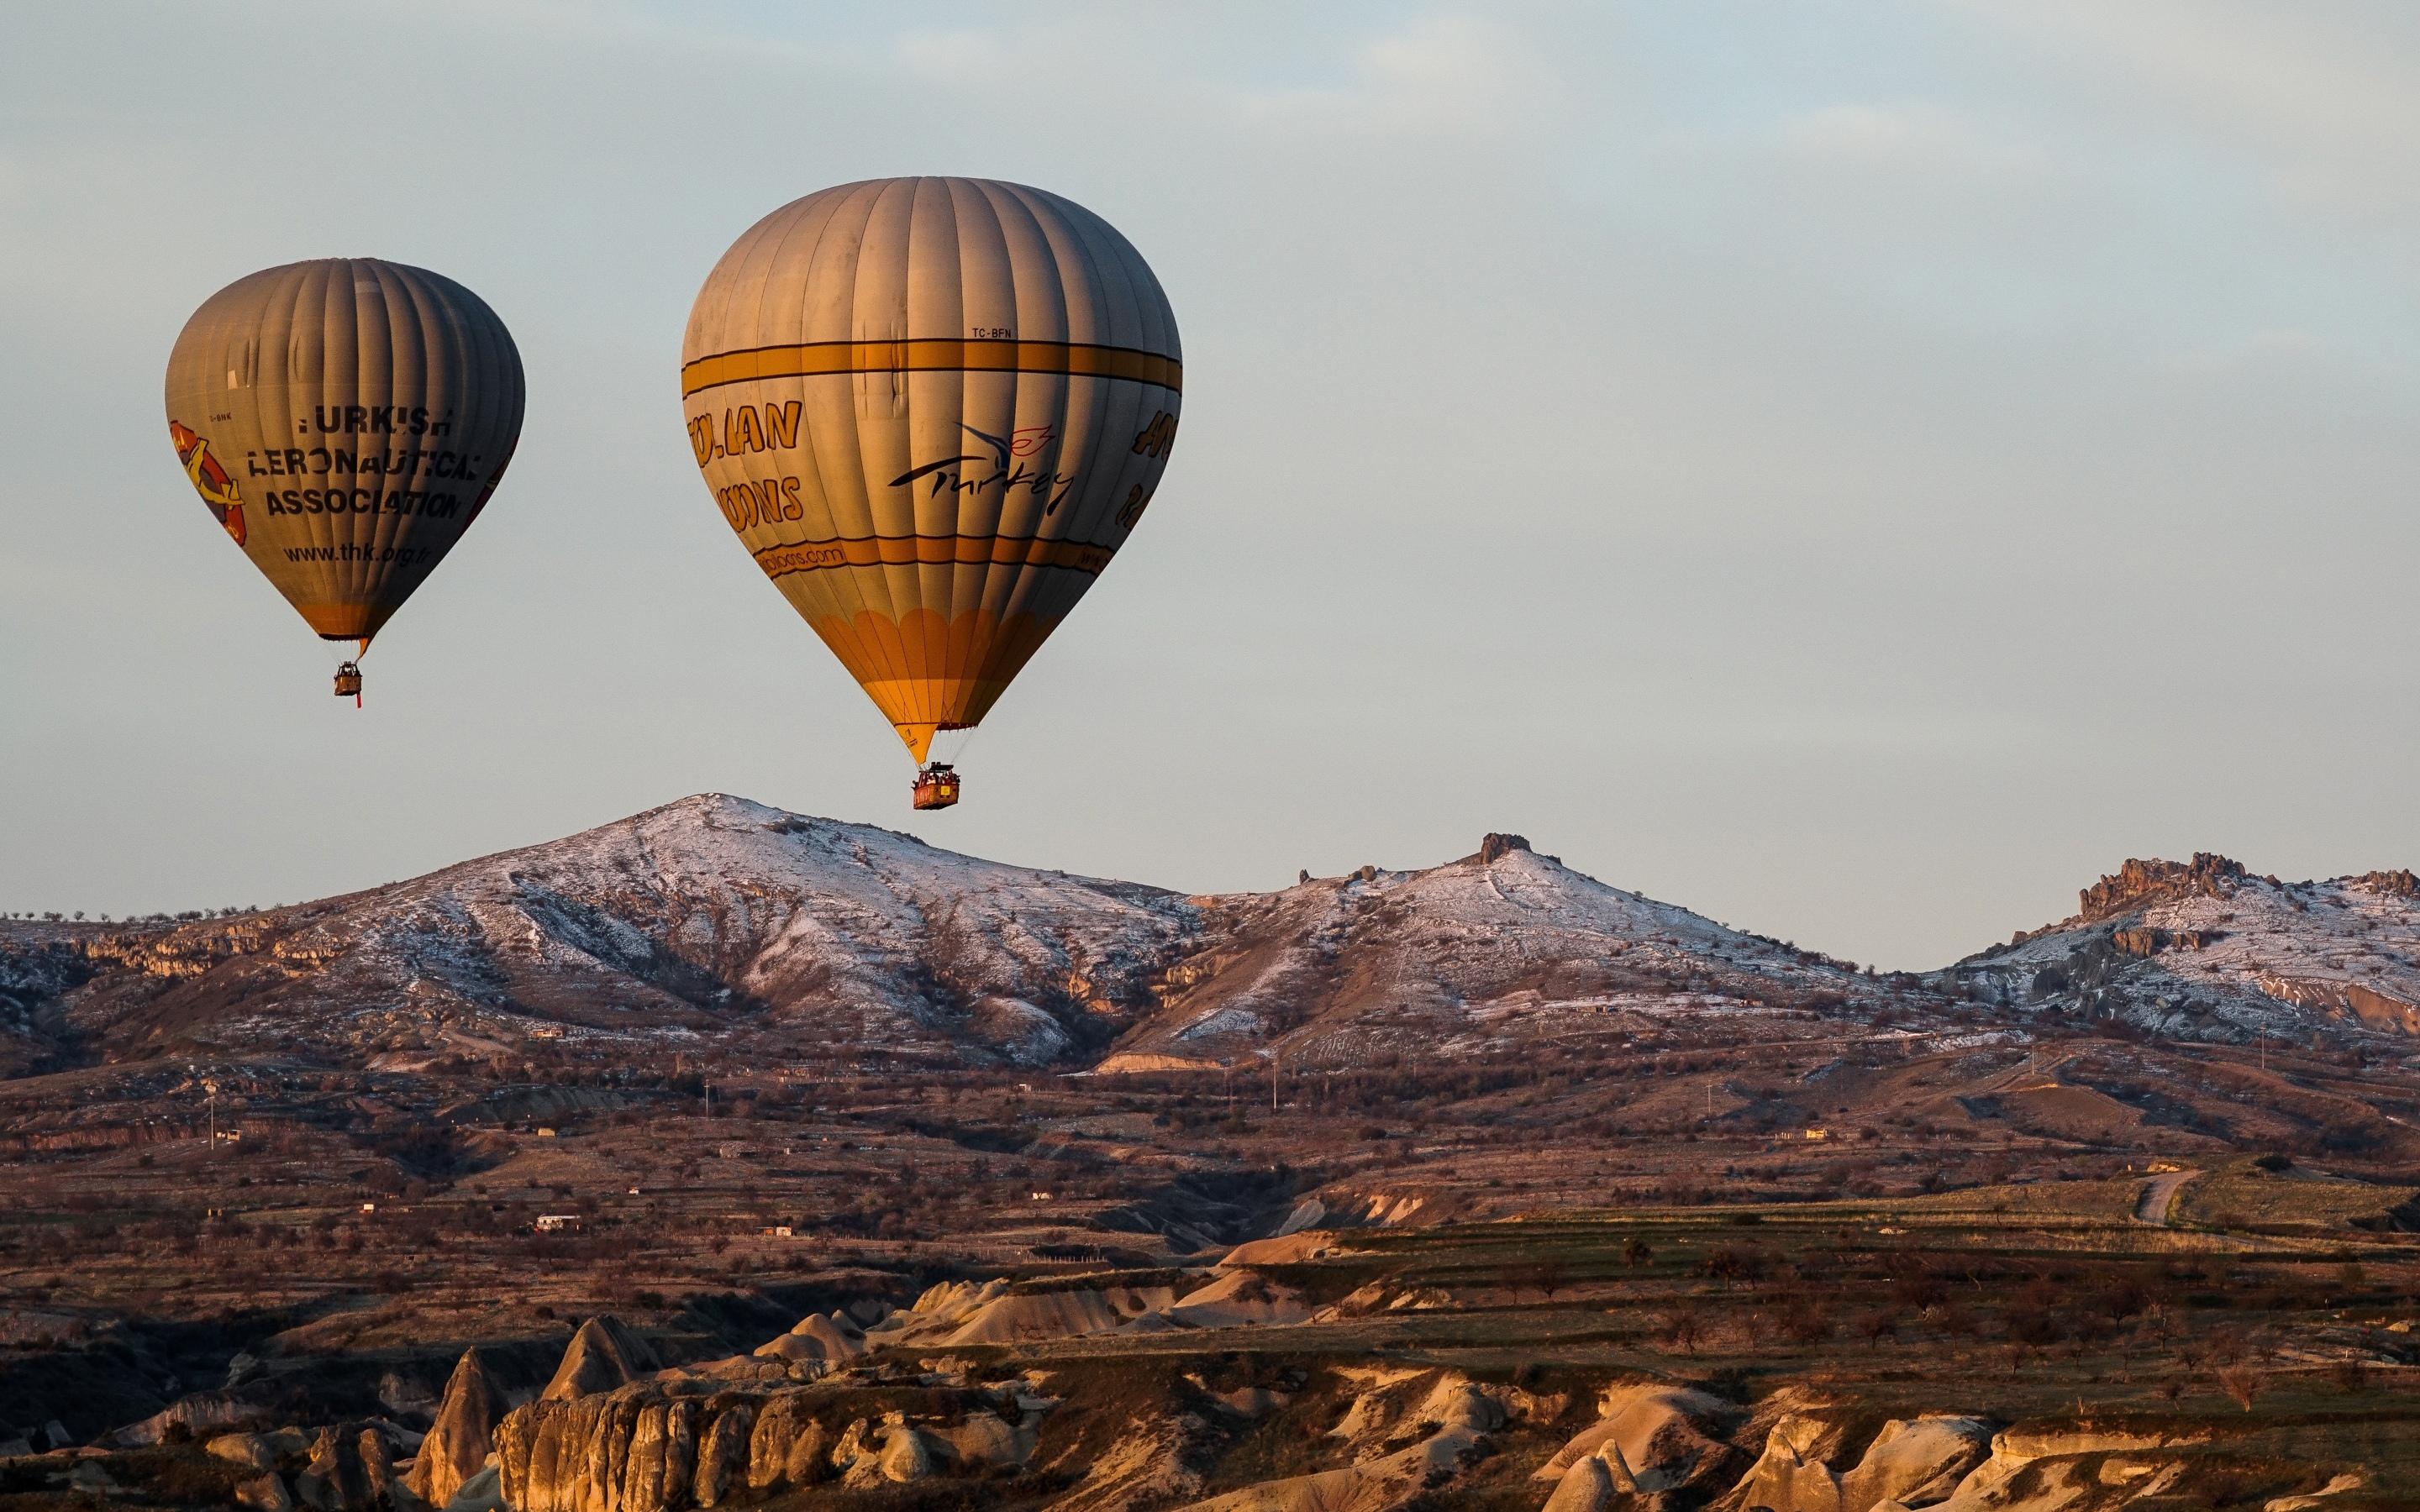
[0,796,1881,1073]
[1950,853,2420,1040]
[3,797,2416,1076]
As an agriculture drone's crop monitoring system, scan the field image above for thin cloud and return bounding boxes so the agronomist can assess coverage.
[1955,0,2420,213]
[1234,14,1554,137]
[1777,102,2051,181]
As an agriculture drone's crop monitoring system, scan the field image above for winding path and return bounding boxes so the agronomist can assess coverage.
[2133,1168,2200,1226]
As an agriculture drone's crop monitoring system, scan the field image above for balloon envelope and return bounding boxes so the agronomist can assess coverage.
[681,176,1181,763]
[164,258,524,645]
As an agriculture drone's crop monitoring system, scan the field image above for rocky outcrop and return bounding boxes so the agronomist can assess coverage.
[831,1413,942,1488]
[744,1394,829,1492]
[1715,1411,1992,1512]
[2080,854,2249,921]
[1913,1425,2208,1511]
[439,1464,506,1511]
[539,1315,659,1401]
[2110,926,2223,958]
[1177,1374,1497,1512]
[1163,1270,1308,1329]
[208,1432,285,1469]
[1536,1383,1740,1494]
[689,1401,751,1508]
[290,1422,415,1511]
[1220,1230,1345,1268]
[235,1473,296,1511]
[496,1383,1044,1511]
[1843,1415,1994,1508]
[865,1278,1177,1347]
[102,1388,277,1446]
[750,1310,864,1366]
[407,1349,504,1508]
[1479,833,1532,864]
[496,1387,692,1512]
[1542,1454,1618,1512]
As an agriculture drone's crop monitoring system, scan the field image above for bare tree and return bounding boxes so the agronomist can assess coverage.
[1660,1305,1704,1353]
[2217,1362,2262,1413]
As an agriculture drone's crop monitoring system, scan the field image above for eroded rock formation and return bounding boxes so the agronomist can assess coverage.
[539,1315,659,1402]
[2080,854,2250,920]
[494,1380,1044,1511]
[406,1348,504,1508]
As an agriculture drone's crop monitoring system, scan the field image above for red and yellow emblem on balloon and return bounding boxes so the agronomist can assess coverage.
[169,419,246,548]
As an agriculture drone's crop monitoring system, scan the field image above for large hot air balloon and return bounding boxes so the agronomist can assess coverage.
[681,177,1181,809]
[165,258,524,701]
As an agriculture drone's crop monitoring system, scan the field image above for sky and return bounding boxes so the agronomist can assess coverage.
[3,2,2417,970]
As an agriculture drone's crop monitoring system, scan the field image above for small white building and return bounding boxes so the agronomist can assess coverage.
[534,1214,584,1233]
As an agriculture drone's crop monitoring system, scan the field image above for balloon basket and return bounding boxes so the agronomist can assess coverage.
[912,764,961,811]
[333,662,363,705]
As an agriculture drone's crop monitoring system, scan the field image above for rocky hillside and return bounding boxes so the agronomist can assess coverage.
[6,805,2418,1083]
[0,796,1192,1075]
[0,799,1920,1078]
[1949,853,2420,1042]
[1099,832,1894,1069]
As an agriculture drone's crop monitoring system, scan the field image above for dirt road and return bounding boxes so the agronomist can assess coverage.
[2133,1168,2200,1226]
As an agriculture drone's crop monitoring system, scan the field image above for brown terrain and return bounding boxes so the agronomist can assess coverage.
[1,795,2416,1509]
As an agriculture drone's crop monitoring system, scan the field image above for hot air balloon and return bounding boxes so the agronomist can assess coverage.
[681,177,1182,809]
[164,258,524,702]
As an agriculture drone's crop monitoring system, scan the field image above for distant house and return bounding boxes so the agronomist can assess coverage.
[760,1225,795,1238]
[359,1202,377,1214]
[1029,1191,1055,1201]
[534,1214,583,1233]
[534,1127,558,1138]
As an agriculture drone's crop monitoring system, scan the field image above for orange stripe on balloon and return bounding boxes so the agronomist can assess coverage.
[753,536,1114,579]
[681,339,1181,397]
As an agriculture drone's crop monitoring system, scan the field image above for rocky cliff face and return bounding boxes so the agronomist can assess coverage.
[1954,853,2420,1040]
[2076,853,2254,921]
[493,1378,1043,1511]
[406,1349,502,1508]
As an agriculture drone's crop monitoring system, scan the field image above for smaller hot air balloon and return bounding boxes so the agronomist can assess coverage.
[164,259,524,701]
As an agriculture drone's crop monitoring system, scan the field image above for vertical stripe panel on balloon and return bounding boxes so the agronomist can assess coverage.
[939,180,1002,717]
[813,184,912,717]
[832,177,913,705]
[296,265,339,614]
[976,185,1071,700]
[844,181,917,683]
[361,263,405,611]
[905,178,960,721]
[860,181,926,722]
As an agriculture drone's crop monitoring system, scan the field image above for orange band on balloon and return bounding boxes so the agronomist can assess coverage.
[681,339,1181,398]
[753,534,1114,580]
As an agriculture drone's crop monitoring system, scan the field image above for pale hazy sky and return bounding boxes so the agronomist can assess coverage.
[4,3,2417,969]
